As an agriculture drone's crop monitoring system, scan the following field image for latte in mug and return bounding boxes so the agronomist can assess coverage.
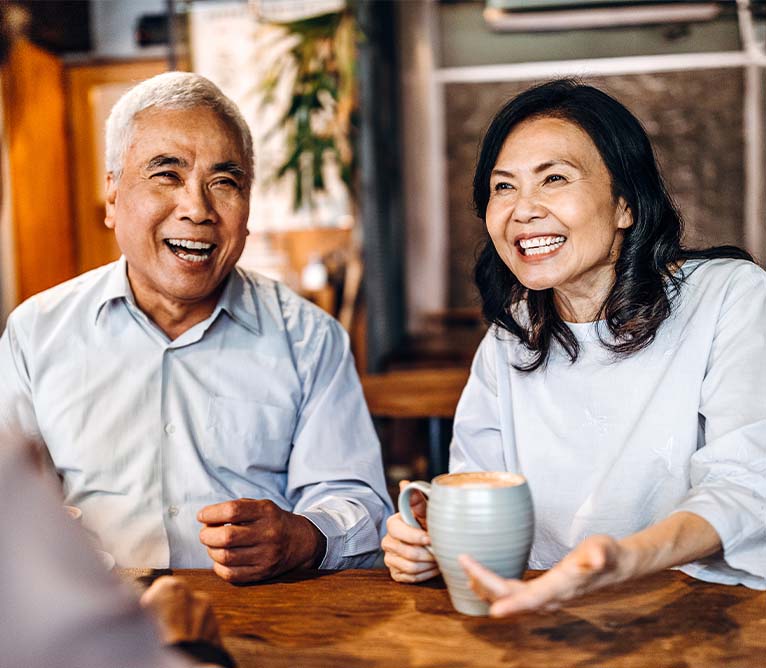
[436,472,524,488]
[399,471,534,616]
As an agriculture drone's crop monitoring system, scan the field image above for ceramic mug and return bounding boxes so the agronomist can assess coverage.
[399,471,534,616]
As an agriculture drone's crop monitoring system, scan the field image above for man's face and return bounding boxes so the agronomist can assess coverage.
[105,106,250,315]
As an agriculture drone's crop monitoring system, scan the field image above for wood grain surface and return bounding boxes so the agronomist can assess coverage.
[361,368,470,419]
[123,568,766,668]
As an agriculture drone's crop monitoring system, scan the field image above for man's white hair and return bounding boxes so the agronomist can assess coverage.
[105,71,254,183]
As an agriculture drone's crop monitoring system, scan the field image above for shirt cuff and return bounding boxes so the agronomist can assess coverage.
[671,490,766,582]
[297,510,344,569]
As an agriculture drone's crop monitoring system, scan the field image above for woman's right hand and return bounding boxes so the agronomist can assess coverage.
[382,480,440,583]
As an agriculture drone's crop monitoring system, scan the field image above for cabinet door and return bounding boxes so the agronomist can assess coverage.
[2,38,76,304]
[65,60,167,274]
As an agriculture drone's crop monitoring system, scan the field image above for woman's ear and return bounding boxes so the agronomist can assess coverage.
[617,198,633,230]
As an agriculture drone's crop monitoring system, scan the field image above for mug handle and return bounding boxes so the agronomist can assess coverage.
[398,481,434,555]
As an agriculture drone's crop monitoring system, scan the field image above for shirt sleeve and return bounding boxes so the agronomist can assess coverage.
[450,329,508,473]
[0,310,44,445]
[0,442,192,668]
[284,310,393,570]
[672,263,766,589]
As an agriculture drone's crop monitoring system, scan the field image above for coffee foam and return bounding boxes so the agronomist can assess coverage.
[435,472,525,488]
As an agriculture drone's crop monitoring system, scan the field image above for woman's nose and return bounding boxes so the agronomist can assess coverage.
[512,188,547,224]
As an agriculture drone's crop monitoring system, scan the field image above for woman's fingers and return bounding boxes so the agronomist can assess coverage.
[389,565,441,584]
[385,513,431,547]
[384,550,438,575]
[384,544,439,583]
[459,554,517,602]
[382,532,434,563]
[383,507,438,583]
[471,536,622,617]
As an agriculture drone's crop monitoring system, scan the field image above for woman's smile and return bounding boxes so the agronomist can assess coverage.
[516,235,567,258]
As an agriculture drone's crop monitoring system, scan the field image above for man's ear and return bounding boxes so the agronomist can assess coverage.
[617,197,633,230]
[104,173,117,230]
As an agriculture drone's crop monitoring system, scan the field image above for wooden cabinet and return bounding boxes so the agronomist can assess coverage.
[1,38,76,304]
[1,45,169,310]
[65,59,168,274]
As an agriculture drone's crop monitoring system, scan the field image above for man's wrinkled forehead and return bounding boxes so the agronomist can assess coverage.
[126,106,251,177]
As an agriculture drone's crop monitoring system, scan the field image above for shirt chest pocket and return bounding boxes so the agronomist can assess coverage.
[205,396,296,473]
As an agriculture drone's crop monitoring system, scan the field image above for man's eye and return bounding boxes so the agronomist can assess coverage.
[544,174,566,184]
[213,178,240,190]
[151,171,179,182]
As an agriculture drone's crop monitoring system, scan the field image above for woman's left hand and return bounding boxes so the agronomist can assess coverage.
[459,535,624,617]
[460,512,722,617]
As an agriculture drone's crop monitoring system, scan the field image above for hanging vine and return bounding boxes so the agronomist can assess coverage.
[259,8,357,212]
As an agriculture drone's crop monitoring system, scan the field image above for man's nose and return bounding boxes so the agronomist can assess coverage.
[512,187,547,224]
[177,183,216,224]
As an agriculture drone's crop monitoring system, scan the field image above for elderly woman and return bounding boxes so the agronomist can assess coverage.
[382,79,766,615]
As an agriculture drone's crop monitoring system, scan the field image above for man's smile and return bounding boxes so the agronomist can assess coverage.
[164,238,217,263]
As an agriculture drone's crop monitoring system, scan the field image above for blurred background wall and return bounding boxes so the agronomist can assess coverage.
[1,0,765,370]
[400,1,766,331]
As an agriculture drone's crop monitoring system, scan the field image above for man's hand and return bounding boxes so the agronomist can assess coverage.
[198,498,326,583]
[140,576,222,645]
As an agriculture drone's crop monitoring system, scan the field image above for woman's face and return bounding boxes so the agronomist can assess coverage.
[486,115,633,321]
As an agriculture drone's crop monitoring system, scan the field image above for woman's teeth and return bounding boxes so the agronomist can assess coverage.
[519,235,566,256]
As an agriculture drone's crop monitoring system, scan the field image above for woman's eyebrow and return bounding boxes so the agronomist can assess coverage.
[491,159,581,179]
[533,159,580,173]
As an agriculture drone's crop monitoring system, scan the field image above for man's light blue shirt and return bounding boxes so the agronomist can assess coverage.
[0,257,392,568]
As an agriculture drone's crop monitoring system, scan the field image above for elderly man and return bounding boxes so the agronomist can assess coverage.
[0,71,392,581]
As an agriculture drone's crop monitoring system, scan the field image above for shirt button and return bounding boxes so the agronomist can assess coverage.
[164,423,176,435]
[168,506,179,517]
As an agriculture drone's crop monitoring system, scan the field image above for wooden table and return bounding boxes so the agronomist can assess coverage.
[128,568,766,668]
[361,368,470,476]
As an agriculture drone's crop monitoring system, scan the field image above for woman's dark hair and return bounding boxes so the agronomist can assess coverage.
[473,78,753,371]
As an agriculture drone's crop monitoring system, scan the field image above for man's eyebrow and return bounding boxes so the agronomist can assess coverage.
[212,161,247,178]
[145,155,189,170]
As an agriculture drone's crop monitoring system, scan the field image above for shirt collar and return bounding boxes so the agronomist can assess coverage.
[93,256,134,325]
[92,258,262,335]
[216,265,261,336]
[93,255,261,334]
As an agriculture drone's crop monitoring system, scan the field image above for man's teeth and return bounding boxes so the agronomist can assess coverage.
[166,238,213,250]
[176,252,208,263]
[519,235,566,256]
[165,238,216,262]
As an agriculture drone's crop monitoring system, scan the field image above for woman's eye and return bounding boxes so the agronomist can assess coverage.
[493,182,514,192]
[544,174,566,184]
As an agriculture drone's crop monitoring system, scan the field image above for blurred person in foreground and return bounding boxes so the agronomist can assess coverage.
[382,79,766,614]
[0,71,391,581]
[0,438,234,667]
